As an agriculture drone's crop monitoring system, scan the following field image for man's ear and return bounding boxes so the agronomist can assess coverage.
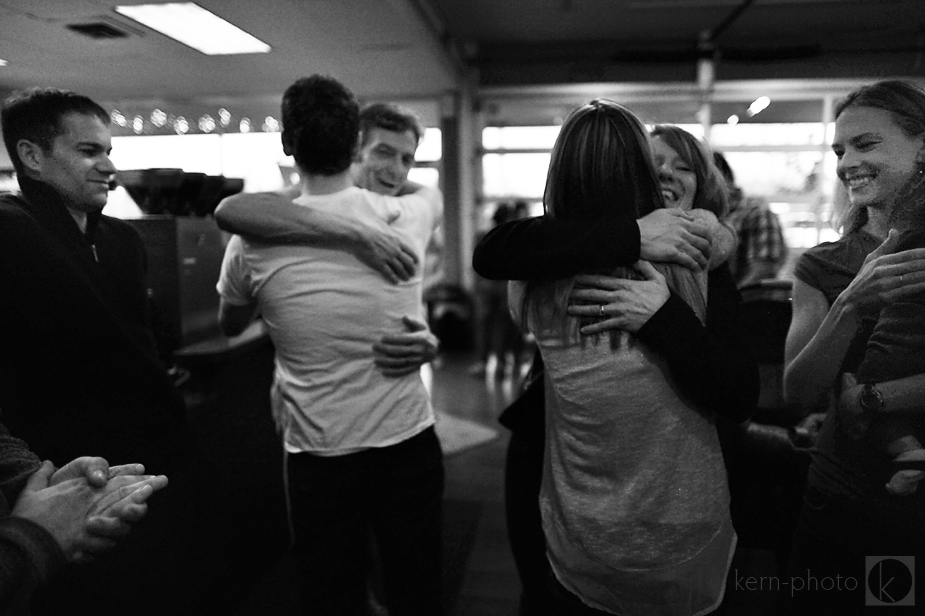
[16,139,44,174]
[352,132,363,163]
[281,133,292,157]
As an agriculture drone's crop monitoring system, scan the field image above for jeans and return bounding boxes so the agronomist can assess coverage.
[287,426,444,616]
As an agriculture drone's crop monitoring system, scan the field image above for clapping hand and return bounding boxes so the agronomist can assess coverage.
[842,230,925,317]
[12,459,168,563]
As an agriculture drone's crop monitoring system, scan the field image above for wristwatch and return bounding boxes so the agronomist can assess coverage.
[858,383,885,416]
[842,382,885,440]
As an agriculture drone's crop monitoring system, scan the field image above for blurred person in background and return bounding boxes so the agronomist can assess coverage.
[469,200,532,379]
[713,150,788,287]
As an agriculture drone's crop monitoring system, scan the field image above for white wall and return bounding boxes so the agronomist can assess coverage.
[111,132,291,193]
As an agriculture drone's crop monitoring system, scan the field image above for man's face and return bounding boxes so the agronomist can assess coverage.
[33,112,116,213]
[352,127,418,196]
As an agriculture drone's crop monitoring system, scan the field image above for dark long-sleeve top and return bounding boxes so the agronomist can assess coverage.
[473,215,641,282]
[0,177,192,474]
[473,216,758,424]
[0,421,63,612]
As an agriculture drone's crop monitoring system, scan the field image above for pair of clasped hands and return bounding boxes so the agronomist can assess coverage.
[12,457,168,563]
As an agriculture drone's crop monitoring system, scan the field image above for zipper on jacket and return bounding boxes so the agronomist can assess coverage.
[91,244,99,263]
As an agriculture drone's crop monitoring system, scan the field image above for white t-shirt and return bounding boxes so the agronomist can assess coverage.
[217,186,442,455]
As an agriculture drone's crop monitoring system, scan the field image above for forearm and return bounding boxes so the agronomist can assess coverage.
[0,424,41,506]
[710,222,736,270]
[472,215,640,281]
[695,212,736,270]
[214,192,367,248]
[784,296,860,412]
[0,517,66,612]
[218,300,259,338]
[876,373,925,415]
[636,265,759,422]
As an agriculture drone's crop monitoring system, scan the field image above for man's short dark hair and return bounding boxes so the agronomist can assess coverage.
[1,87,110,174]
[359,103,424,147]
[281,75,359,176]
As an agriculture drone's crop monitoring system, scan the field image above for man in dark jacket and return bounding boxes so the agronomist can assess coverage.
[0,87,221,615]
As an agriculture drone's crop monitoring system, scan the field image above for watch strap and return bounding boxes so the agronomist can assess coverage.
[859,383,885,415]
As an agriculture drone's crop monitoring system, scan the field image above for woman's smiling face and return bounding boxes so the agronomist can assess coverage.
[833,105,925,211]
[652,135,697,211]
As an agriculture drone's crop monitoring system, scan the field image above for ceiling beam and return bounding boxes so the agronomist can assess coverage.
[381,0,466,89]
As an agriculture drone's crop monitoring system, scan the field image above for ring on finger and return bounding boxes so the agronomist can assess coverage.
[598,304,605,318]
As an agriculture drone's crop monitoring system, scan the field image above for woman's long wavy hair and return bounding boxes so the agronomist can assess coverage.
[831,80,925,235]
[520,100,708,340]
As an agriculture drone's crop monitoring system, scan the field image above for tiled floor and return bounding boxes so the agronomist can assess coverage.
[437,359,522,616]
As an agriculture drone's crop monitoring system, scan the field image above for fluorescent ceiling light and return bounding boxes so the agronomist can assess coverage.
[115,3,271,55]
[0,59,8,67]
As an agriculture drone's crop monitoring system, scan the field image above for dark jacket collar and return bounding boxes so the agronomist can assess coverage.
[17,175,102,243]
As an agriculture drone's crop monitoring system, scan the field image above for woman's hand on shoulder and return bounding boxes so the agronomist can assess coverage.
[637,209,712,271]
[566,261,669,335]
[839,230,925,316]
[688,209,736,270]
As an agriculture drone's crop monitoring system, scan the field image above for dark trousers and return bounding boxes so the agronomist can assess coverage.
[505,419,555,615]
[777,485,925,615]
[287,427,444,616]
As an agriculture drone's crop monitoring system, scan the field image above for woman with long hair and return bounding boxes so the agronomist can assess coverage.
[507,100,752,616]
[781,79,925,614]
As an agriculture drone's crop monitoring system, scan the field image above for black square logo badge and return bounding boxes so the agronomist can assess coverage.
[865,556,915,606]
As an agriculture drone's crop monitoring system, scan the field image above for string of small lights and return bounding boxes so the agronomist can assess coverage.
[109,107,281,136]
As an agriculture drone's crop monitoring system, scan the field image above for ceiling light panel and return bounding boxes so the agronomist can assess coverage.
[115,3,271,55]
[628,0,880,7]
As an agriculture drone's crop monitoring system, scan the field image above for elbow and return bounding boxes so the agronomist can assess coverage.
[218,309,251,338]
[213,199,233,232]
[471,247,487,278]
[219,320,243,338]
[213,196,245,233]
[471,238,496,279]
